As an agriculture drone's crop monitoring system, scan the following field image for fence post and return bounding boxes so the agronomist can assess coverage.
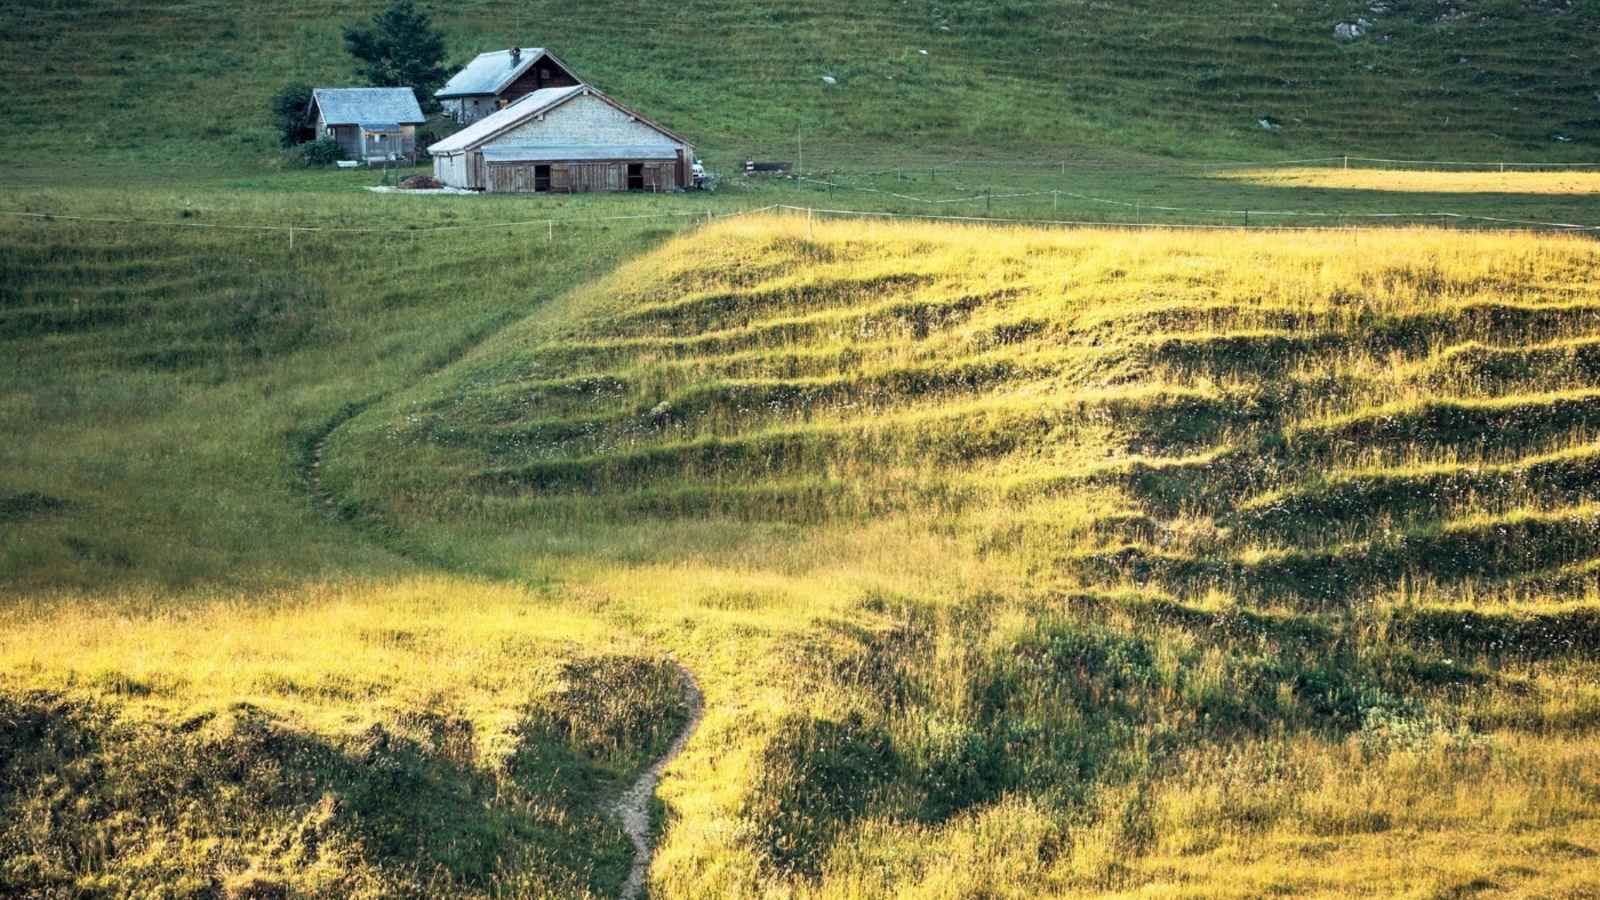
[546,221,552,242]
[807,206,814,239]
[1244,210,1250,227]
[288,225,294,250]
[1343,155,1348,170]
[1052,190,1058,213]
[986,189,991,214]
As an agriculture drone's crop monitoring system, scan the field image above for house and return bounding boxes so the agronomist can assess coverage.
[435,48,581,124]
[427,84,695,193]
[309,88,426,164]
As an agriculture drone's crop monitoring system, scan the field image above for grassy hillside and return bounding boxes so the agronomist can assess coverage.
[0,188,717,897]
[309,217,1600,896]
[3,0,1598,174]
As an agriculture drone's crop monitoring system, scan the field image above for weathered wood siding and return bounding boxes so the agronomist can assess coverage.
[446,96,500,124]
[433,153,468,187]
[484,160,674,193]
[330,125,363,160]
[500,59,581,106]
[493,92,680,149]
[316,116,415,162]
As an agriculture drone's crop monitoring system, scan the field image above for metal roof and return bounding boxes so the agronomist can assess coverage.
[312,88,425,126]
[436,48,569,99]
[427,86,585,154]
[482,144,680,162]
[427,85,691,156]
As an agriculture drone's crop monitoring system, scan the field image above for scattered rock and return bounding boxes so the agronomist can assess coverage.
[1258,117,1282,131]
[1554,133,1574,143]
[649,401,672,419]
[1334,21,1366,41]
[821,75,837,85]
[918,49,928,55]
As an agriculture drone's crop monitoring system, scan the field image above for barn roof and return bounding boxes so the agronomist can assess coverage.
[428,86,584,154]
[436,48,574,99]
[427,85,691,156]
[481,144,680,162]
[311,88,425,126]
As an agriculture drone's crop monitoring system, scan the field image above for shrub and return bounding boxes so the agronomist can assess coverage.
[269,82,314,148]
[301,138,345,167]
[398,174,442,190]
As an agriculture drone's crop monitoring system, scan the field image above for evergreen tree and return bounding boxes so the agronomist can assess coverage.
[342,0,449,110]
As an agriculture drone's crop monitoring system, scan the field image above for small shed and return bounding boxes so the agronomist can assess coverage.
[428,84,694,193]
[435,48,582,124]
[308,88,426,164]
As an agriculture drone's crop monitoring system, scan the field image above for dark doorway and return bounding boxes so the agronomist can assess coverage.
[627,163,644,191]
[534,164,551,192]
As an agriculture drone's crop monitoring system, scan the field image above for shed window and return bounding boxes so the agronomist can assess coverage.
[534,165,551,192]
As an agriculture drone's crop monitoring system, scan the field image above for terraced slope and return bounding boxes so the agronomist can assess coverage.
[320,219,1600,893]
[348,220,1600,613]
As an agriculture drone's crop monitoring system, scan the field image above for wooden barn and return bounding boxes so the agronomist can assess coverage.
[427,84,695,193]
[435,48,582,124]
[308,88,426,164]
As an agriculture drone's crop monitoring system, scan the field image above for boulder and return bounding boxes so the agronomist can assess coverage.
[1334,21,1366,40]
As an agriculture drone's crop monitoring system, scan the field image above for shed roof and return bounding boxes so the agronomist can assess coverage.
[311,88,425,126]
[482,144,680,162]
[436,48,574,99]
[427,85,691,156]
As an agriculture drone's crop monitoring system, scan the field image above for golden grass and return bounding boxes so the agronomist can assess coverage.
[1217,165,1600,195]
[0,576,625,744]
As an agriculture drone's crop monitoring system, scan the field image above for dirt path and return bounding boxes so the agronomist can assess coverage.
[308,434,337,514]
[614,662,704,900]
[307,417,703,900]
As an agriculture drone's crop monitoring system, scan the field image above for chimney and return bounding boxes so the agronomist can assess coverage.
[510,47,522,63]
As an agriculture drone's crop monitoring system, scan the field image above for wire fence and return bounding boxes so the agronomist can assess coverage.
[787,175,1600,232]
[784,153,1600,179]
[6,145,1600,241]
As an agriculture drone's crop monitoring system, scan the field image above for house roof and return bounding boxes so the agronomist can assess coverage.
[481,144,680,162]
[427,85,691,156]
[435,48,575,99]
[311,88,425,126]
